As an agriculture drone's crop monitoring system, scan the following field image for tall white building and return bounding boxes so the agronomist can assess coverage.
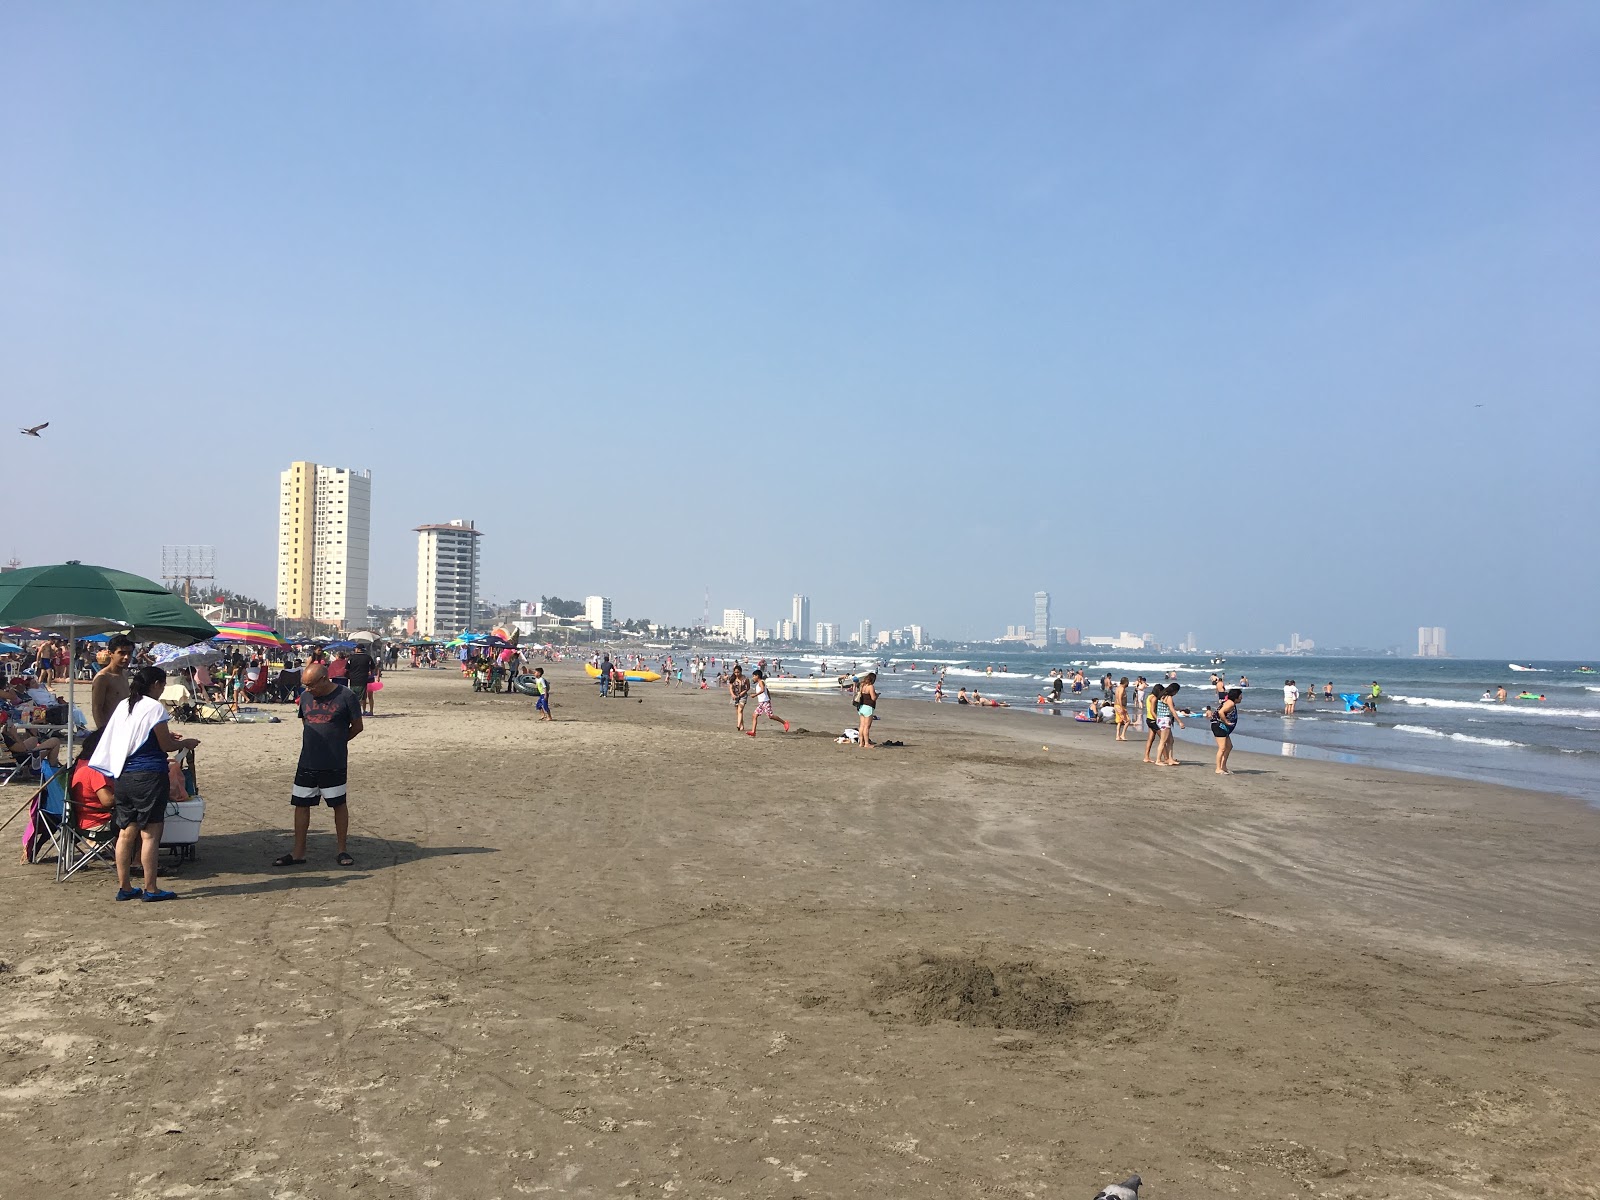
[585,596,613,631]
[414,520,482,637]
[1418,626,1447,657]
[816,621,837,647]
[859,619,872,647]
[276,461,372,629]
[909,624,927,647]
[791,594,811,645]
[1033,591,1051,648]
[721,608,756,643]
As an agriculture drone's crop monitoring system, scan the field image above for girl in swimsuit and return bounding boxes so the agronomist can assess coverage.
[856,672,879,749]
[1156,684,1185,766]
[1208,688,1241,774]
[1143,685,1165,763]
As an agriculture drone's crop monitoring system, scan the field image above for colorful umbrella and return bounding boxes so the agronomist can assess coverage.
[0,641,24,654]
[212,621,288,648]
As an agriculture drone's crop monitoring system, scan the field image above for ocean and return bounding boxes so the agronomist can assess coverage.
[758,650,1600,808]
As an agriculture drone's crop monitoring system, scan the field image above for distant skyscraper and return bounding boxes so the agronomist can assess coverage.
[585,595,612,631]
[276,461,372,629]
[816,621,837,647]
[1417,626,1447,657]
[1033,592,1051,648]
[792,594,811,645]
[859,619,872,647]
[415,519,482,637]
[1062,627,1081,645]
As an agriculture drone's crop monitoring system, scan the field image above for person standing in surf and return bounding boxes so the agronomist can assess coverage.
[1208,688,1241,774]
[1283,679,1299,715]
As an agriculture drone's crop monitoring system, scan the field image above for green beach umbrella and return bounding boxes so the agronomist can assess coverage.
[0,561,216,881]
[0,560,217,644]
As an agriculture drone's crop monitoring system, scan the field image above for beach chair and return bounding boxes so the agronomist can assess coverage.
[20,763,68,866]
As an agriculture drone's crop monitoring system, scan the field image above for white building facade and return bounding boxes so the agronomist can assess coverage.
[791,594,811,645]
[585,596,613,631]
[415,520,482,637]
[276,461,372,629]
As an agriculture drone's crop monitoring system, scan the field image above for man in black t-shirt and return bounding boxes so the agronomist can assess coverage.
[274,662,364,868]
[345,645,377,715]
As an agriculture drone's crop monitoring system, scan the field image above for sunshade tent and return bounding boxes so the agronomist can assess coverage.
[0,641,25,654]
[0,561,217,879]
[347,630,380,642]
[151,642,224,672]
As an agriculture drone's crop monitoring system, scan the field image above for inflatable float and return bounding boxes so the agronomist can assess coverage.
[585,664,662,683]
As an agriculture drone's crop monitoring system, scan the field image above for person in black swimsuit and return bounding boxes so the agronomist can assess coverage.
[1208,688,1241,774]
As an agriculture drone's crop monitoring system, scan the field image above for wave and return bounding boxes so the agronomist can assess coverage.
[1387,695,1600,720]
[1394,724,1527,749]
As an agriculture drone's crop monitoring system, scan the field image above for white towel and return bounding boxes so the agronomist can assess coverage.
[88,695,167,779]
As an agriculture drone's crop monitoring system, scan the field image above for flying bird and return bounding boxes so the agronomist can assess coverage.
[19,423,47,437]
[1093,1175,1142,1200]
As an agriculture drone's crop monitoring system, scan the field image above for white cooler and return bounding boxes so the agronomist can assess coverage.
[163,797,205,846]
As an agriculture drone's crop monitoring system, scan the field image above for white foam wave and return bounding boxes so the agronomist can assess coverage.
[1394,724,1527,748]
[1387,695,1600,720]
[932,666,1048,681]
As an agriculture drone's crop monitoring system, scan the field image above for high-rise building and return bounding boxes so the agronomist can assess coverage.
[859,619,873,647]
[585,595,613,631]
[276,461,372,629]
[722,608,755,642]
[414,520,482,637]
[1417,626,1447,657]
[816,621,837,647]
[909,624,926,646]
[1033,591,1051,648]
[791,594,811,645]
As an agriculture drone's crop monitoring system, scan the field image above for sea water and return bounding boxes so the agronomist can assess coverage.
[767,650,1600,808]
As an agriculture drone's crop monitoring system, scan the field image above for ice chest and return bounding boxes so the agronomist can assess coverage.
[163,797,205,845]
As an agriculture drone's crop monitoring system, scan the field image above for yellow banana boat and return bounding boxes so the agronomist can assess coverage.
[585,663,662,683]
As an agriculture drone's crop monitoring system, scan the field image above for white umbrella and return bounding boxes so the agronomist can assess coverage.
[348,630,380,642]
[151,642,224,671]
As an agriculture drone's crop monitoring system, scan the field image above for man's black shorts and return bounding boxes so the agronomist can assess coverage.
[292,765,348,808]
[114,769,170,829]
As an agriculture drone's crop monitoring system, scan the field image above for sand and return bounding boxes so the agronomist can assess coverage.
[2,663,1598,1199]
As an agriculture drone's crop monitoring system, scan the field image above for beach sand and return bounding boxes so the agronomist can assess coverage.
[3,664,1598,1198]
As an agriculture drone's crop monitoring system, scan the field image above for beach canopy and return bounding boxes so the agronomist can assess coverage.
[0,641,24,654]
[326,640,358,651]
[347,630,380,642]
[212,621,288,648]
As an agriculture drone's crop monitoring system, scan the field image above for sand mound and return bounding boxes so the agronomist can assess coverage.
[870,952,1078,1034]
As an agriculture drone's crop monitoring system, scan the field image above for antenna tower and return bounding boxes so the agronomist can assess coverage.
[161,544,217,607]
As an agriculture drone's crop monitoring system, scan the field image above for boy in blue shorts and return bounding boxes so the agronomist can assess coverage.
[533,667,553,721]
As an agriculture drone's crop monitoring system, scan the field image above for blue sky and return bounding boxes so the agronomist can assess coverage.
[3,2,1596,655]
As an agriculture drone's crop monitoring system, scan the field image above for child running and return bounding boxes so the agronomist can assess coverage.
[746,669,790,737]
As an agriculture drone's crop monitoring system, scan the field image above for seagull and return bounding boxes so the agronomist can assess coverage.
[19,422,47,437]
[1093,1175,1142,1200]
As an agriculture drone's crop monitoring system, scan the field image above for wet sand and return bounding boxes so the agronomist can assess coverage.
[3,663,1598,1198]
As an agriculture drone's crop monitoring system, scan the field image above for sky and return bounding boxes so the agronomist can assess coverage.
[2,2,1597,656]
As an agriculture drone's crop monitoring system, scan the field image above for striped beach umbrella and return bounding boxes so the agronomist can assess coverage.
[212,620,288,648]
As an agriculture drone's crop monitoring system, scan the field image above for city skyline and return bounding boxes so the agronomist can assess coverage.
[7,6,1596,658]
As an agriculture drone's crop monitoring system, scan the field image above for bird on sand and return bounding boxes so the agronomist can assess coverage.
[1093,1175,1142,1200]
[19,423,48,437]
